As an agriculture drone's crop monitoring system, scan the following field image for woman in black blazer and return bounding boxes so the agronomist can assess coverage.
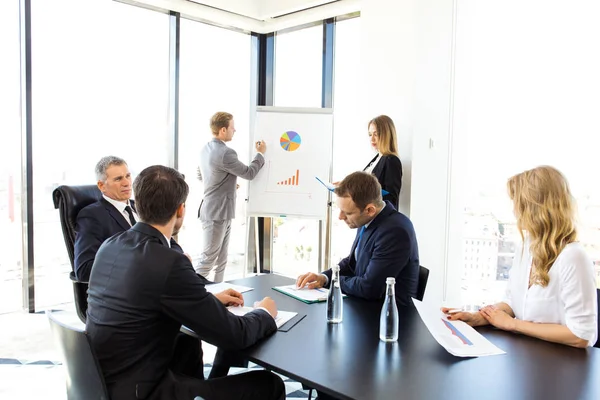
[364,115,403,209]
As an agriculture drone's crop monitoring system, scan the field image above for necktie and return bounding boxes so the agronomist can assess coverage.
[124,205,136,227]
[354,226,366,260]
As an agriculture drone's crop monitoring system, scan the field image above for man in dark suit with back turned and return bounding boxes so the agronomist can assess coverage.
[74,155,187,282]
[86,165,284,400]
[297,171,420,306]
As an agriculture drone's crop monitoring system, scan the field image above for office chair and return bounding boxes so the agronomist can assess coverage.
[416,265,430,301]
[46,310,110,400]
[595,288,600,348]
[52,185,103,323]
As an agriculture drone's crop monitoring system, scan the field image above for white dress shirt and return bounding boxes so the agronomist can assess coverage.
[103,195,138,226]
[504,237,598,346]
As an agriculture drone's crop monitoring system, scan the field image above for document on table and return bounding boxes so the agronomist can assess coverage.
[205,282,254,294]
[227,306,298,329]
[412,298,506,357]
[273,284,330,303]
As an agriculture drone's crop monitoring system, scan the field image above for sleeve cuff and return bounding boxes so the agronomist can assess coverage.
[321,273,329,287]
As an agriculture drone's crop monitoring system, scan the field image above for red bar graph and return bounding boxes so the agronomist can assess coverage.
[277,170,300,186]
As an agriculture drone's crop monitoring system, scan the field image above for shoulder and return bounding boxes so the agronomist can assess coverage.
[377,209,415,237]
[77,200,107,219]
[381,154,402,168]
[555,242,593,273]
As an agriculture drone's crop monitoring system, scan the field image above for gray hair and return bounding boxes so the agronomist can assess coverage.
[95,156,127,182]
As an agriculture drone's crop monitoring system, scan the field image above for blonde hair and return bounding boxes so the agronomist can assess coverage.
[210,112,233,136]
[507,166,577,287]
[368,115,398,156]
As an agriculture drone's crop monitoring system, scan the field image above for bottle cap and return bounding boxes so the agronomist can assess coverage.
[386,277,395,284]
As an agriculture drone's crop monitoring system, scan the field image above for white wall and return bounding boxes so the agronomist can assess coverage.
[360,0,457,305]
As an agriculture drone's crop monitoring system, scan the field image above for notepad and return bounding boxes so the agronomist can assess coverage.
[315,176,389,196]
[205,282,254,294]
[273,284,346,304]
[227,306,298,329]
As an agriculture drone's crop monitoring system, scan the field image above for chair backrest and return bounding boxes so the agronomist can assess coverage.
[46,310,110,400]
[416,265,430,301]
[594,289,600,348]
[52,185,102,323]
[52,185,103,269]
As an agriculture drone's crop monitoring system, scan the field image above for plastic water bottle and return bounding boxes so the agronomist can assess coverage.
[379,277,399,342]
[327,265,343,323]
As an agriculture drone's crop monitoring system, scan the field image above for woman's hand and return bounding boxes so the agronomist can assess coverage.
[441,307,488,327]
[479,305,517,331]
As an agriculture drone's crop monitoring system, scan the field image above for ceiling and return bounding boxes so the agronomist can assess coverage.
[118,0,360,33]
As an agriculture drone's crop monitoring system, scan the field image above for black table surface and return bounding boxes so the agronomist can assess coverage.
[229,274,600,400]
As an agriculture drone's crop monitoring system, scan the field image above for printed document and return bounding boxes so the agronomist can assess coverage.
[205,282,254,295]
[273,284,330,303]
[227,306,298,329]
[412,299,506,357]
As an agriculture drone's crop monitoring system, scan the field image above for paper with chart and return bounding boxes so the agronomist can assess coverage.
[227,306,297,329]
[248,107,333,218]
[412,299,505,357]
[205,282,253,295]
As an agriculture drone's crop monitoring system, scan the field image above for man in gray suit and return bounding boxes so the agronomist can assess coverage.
[197,111,266,282]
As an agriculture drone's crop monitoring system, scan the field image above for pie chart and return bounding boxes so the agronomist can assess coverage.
[280,131,301,152]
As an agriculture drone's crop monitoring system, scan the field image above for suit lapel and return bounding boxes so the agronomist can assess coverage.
[101,198,131,231]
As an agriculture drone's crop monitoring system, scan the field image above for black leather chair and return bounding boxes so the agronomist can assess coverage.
[416,265,430,301]
[595,288,600,348]
[46,310,110,400]
[52,185,103,323]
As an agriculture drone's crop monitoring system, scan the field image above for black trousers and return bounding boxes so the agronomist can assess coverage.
[149,369,285,400]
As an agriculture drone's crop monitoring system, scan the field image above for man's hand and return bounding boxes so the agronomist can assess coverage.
[184,252,193,263]
[441,307,488,327]
[255,140,267,154]
[296,272,327,290]
[214,289,244,307]
[254,296,277,318]
[479,305,517,331]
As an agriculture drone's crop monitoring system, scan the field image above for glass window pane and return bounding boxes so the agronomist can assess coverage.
[0,0,23,313]
[272,25,324,276]
[452,2,600,306]
[330,17,368,266]
[274,25,323,108]
[177,19,251,281]
[31,0,170,309]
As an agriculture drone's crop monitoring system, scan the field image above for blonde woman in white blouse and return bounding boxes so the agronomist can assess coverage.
[443,166,598,348]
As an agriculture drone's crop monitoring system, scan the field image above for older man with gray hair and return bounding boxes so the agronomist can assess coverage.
[73,156,142,282]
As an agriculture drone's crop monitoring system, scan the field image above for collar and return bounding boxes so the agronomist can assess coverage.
[102,194,132,213]
[131,222,171,247]
[363,203,386,230]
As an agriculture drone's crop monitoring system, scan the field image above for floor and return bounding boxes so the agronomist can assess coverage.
[0,304,311,400]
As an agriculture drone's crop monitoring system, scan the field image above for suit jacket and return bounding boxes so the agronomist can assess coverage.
[364,154,403,209]
[86,222,276,400]
[198,138,265,221]
[324,201,419,306]
[74,198,182,282]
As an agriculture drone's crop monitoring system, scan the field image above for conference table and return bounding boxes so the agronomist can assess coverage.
[220,274,600,400]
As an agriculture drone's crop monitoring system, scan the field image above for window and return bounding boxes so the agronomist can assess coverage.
[177,19,252,281]
[271,25,325,276]
[274,25,323,108]
[31,0,170,308]
[0,0,23,313]
[451,2,600,306]
[330,17,367,267]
